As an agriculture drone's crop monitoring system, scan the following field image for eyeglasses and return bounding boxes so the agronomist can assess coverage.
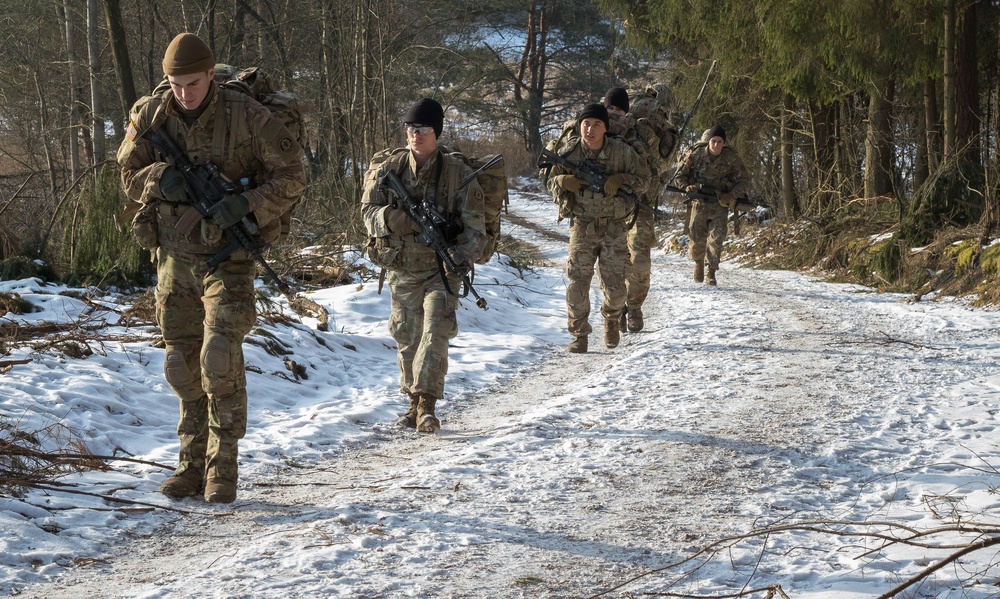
[406,125,435,136]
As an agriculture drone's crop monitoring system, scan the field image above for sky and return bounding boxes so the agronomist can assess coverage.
[3,184,1000,598]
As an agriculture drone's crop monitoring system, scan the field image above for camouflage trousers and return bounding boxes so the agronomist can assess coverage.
[566,217,628,337]
[388,268,460,399]
[625,207,656,309]
[688,200,729,271]
[155,248,256,483]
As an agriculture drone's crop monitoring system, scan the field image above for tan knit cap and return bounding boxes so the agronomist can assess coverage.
[162,33,215,76]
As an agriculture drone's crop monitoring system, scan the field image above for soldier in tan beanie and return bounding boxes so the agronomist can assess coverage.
[117,32,306,504]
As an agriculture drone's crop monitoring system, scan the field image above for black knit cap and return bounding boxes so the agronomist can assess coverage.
[403,98,444,138]
[577,103,610,130]
[603,87,630,113]
[706,125,727,142]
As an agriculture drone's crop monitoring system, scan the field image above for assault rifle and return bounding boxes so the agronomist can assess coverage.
[663,184,755,213]
[537,148,669,220]
[381,170,489,310]
[145,128,331,330]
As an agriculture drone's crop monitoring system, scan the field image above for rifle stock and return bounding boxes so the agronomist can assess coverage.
[382,170,488,310]
[537,148,669,220]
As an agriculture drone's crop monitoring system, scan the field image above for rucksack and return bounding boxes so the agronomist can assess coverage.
[629,86,678,166]
[151,64,307,243]
[445,150,507,265]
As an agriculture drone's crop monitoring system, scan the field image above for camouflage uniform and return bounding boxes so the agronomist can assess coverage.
[621,90,678,325]
[674,142,750,277]
[361,148,486,425]
[545,136,647,346]
[118,82,305,499]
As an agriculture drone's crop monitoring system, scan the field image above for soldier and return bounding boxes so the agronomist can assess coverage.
[361,98,486,434]
[674,125,750,286]
[118,33,306,503]
[602,86,676,333]
[544,103,648,353]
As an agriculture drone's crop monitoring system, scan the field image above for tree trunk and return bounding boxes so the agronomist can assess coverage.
[59,0,81,182]
[943,0,956,161]
[101,0,137,118]
[915,96,929,190]
[864,78,895,199]
[87,0,106,163]
[924,77,941,173]
[780,93,797,218]
[955,0,980,168]
[513,3,548,157]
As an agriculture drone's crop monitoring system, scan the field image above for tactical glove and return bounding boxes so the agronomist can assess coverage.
[604,174,626,197]
[684,185,700,199]
[554,174,587,194]
[447,244,473,271]
[718,192,737,211]
[385,207,420,235]
[159,166,189,203]
[208,194,251,229]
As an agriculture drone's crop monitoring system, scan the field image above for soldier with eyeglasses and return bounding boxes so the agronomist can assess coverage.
[360,98,487,434]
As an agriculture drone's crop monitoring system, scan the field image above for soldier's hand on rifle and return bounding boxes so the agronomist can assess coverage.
[208,194,251,229]
[384,207,421,235]
[159,166,189,203]
[718,192,737,211]
[684,185,700,199]
[554,174,586,194]
[446,244,473,272]
[604,174,626,196]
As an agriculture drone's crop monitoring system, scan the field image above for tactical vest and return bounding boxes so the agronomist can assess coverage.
[133,86,282,256]
[362,149,469,272]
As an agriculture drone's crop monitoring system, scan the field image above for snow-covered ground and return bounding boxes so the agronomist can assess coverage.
[3,183,1000,598]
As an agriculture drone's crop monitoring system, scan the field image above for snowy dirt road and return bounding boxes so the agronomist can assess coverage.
[18,197,1000,598]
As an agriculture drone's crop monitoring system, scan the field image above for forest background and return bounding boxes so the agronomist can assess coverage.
[0,0,998,302]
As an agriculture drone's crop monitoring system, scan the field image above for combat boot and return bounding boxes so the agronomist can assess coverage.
[706,268,717,286]
[416,394,440,434]
[396,393,419,428]
[627,307,644,333]
[567,336,588,354]
[204,434,239,504]
[694,262,704,283]
[160,466,204,499]
[604,318,620,349]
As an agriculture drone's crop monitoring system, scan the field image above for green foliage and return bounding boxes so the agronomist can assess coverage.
[980,244,1000,275]
[870,239,903,282]
[0,256,58,283]
[61,165,146,287]
[0,292,37,315]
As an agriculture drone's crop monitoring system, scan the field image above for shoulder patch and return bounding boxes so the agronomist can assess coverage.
[125,119,140,142]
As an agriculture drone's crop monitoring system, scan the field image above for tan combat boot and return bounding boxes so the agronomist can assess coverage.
[694,262,704,283]
[204,435,239,504]
[627,307,644,333]
[706,267,717,286]
[396,393,419,428]
[416,394,440,434]
[604,317,620,349]
[567,336,588,353]
[160,466,204,499]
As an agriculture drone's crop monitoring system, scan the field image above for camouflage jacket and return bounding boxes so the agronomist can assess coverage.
[545,136,648,222]
[117,84,306,254]
[361,148,486,273]
[674,143,750,199]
